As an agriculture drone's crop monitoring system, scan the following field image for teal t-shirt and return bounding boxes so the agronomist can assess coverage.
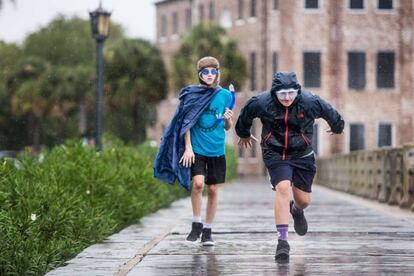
[191,88,232,157]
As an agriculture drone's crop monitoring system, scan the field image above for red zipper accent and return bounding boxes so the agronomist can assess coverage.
[301,133,310,145]
[263,132,272,144]
[282,108,289,160]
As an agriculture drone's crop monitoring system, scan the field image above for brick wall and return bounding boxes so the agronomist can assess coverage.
[151,0,414,176]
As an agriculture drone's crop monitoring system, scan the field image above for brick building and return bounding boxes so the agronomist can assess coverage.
[151,0,414,176]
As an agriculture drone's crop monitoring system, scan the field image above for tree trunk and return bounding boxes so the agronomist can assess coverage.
[132,101,140,144]
[31,115,41,152]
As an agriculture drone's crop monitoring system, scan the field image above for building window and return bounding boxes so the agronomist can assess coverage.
[238,0,244,20]
[161,15,167,37]
[220,7,232,28]
[185,8,192,29]
[377,51,395,88]
[378,123,393,147]
[378,0,393,9]
[349,0,364,9]
[273,0,279,10]
[348,51,366,89]
[350,123,365,151]
[250,52,257,91]
[199,4,205,22]
[209,1,215,21]
[272,52,278,75]
[303,52,321,88]
[312,124,319,155]
[172,12,178,34]
[305,0,319,9]
[250,0,257,17]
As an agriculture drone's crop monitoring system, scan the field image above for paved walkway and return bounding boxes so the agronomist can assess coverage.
[47,178,414,276]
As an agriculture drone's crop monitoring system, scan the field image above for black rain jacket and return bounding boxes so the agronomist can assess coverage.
[235,72,344,160]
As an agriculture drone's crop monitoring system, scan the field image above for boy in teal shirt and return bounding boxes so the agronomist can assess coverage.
[180,56,233,246]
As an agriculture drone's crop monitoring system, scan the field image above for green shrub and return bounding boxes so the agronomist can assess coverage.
[0,139,238,275]
[225,145,238,181]
[0,140,187,275]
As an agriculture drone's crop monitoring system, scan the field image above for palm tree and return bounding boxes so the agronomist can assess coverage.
[8,57,50,151]
[54,65,94,141]
[105,38,168,143]
[173,23,247,91]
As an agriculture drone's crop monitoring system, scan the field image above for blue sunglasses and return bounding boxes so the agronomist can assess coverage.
[200,68,219,75]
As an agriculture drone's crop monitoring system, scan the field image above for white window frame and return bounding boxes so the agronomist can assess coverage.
[272,0,280,12]
[248,17,258,23]
[303,0,323,13]
[235,19,245,26]
[220,7,232,28]
[249,0,257,19]
[376,0,397,14]
[347,0,366,14]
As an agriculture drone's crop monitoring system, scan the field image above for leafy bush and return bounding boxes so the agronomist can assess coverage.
[225,145,237,181]
[0,140,185,275]
[0,138,238,275]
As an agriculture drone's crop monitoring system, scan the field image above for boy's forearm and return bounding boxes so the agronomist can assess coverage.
[235,116,252,138]
[224,118,233,130]
[184,131,192,150]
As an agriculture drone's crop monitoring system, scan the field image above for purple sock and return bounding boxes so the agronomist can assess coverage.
[276,224,289,240]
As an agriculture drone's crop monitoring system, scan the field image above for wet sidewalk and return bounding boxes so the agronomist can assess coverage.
[47,178,414,275]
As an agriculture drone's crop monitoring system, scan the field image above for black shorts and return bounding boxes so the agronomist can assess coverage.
[264,154,316,193]
[191,153,226,185]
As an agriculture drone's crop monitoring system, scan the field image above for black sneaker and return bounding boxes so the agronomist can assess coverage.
[290,200,308,236]
[186,222,203,242]
[201,228,215,246]
[275,239,290,263]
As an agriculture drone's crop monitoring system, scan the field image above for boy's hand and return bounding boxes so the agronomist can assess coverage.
[180,148,195,168]
[223,108,233,121]
[238,135,258,148]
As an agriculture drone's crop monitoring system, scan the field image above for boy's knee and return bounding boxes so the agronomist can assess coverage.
[296,198,310,209]
[192,180,204,192]
[207,185,218,197]
[275,181,291,196]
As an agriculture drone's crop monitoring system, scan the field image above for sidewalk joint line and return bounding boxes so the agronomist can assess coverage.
[114,224,172,276]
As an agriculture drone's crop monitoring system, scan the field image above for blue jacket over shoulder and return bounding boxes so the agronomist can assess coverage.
[153,85,220,191]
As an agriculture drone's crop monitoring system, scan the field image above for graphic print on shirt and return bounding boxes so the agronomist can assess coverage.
[194,107,221,132]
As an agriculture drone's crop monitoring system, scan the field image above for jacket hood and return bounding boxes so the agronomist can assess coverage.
[270,72,302,93]
[270,72,302,107]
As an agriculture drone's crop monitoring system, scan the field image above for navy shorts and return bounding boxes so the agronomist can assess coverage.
[191,153,226,185]
[264,154,316,193]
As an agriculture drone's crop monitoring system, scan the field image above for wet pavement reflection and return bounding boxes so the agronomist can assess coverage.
[190,248,218,276]
[128,180,414,276]
[48,179,414,276]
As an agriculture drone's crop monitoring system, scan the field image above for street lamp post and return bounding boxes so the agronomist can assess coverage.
[89,2,111,152]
